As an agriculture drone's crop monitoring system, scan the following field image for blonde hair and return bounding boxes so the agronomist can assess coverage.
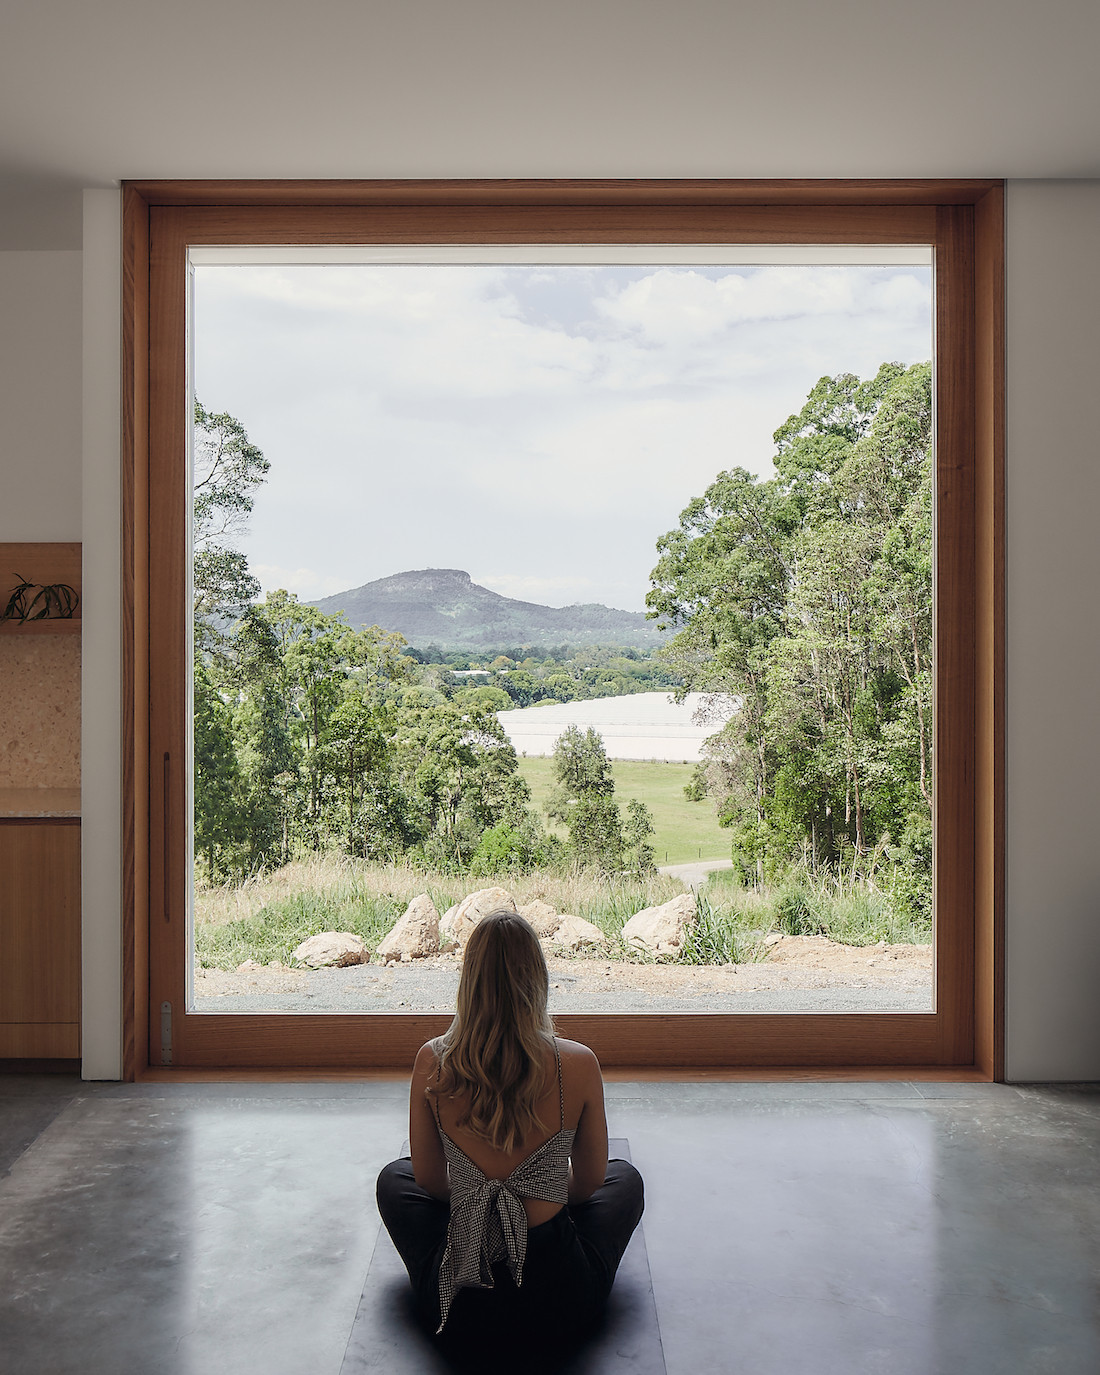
[431,910,555,1153]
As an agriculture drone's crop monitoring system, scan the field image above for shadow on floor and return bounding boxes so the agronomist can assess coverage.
[342,1141,665,1375]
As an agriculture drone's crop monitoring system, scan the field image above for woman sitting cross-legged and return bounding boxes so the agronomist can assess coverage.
[376,909,644,1368]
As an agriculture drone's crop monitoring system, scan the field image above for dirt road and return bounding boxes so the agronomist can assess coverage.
[658,858,734,889]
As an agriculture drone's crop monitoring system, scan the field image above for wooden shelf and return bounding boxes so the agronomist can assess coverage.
[0,620,81,635]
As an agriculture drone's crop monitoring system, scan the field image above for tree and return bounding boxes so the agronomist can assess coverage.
[193,663,245,880]
[394,700,533,869]
[547,726,631,872]
[317,694,397,856]
[648,363,933,907]
[548,726,616,806]
[192,401,269,650]
[622,799,656,876]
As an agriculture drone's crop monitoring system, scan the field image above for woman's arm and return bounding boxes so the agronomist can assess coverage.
[567,1044,609,1204]
[409,1042,450,1200]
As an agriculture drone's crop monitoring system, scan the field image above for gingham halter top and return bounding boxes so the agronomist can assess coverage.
[430,1040,575,1333]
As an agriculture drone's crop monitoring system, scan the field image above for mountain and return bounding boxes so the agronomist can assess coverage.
[311,568,665,650]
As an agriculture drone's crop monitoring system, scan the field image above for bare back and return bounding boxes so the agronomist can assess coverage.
[409,1035,609,1225]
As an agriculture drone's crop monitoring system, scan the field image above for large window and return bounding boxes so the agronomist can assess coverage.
[122,182,1003,1074]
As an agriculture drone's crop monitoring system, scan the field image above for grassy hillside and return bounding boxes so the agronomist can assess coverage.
[517,756,730,866]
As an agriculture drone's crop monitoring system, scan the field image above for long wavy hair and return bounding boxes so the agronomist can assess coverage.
[430,910,556,1153]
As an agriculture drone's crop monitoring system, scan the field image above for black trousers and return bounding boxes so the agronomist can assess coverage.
[376,1157,644,1363]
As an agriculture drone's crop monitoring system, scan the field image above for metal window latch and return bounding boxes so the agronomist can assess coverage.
[160,1001,172,1066]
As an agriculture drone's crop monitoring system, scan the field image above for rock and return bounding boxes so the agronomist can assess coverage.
[376,895,441,963]
[440,904,460,944]
[236,959,264,973]
[519,899,561,938]
[290,931,368,968]
[439,887,517,945]
[548,914,608,951]
[621,893,697,957]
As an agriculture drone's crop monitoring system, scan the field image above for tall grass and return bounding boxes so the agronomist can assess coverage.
[705,866,932,947]
[193,855,685,970]
[194,853,931,971]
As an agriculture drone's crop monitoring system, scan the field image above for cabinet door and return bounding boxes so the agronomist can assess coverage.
[0,822,80,1051]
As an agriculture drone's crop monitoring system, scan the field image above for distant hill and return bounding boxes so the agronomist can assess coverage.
[311,568,665,651]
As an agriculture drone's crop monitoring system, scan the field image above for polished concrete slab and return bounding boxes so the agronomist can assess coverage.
[1,1076,1098,1374]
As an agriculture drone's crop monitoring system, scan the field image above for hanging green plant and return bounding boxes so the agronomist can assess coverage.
[0,575,80,622]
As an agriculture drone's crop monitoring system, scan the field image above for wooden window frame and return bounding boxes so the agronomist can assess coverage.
[121,180,1004,1077]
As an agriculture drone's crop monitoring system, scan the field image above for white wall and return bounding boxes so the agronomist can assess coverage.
[1004,181,1100,1080]
[0,214,121,1078]
[80,190,121,1079]
[0,250,82,539]
[5,180,1099,1080]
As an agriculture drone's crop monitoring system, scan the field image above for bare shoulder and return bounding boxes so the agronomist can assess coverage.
[554,1037,602,1080]
[412,1041,438,1078]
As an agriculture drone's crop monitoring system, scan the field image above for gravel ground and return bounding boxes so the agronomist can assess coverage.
[192,937,933,1014]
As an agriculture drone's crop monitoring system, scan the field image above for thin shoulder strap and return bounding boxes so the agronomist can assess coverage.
[554,1038,564,1132]
[428,1050,444,1131]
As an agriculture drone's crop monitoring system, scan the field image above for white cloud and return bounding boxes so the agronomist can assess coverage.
[252,564,347,600]
[594,266,930,344]
[195,263,933,615]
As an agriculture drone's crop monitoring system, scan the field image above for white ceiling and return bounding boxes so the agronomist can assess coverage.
[1,0,1098,193]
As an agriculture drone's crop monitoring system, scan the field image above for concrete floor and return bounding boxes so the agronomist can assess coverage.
[1,1076,1098,1375]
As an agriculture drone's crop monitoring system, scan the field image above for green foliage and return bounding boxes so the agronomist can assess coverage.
[623,799,656,875]
[546,726,655,876]
[192,401,268,649]
[549,725,615,804]
[420,644,680,709]
[468,820,561,875]
[199,593,549,878]
[648,362,933,909]
[682,764,709,803]
[678,893,768,966]
[193,663,246,881]
[519,756,731,866]
[188,402,553,882]
[705,865,930,946]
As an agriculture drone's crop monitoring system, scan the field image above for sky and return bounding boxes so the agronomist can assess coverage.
[193,261,932,614]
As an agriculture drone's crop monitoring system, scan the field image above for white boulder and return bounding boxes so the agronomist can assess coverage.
[290,931,368,968]
[519,899,561,938]
[548,914,608,951]
[621,893,697,957]
[376,894,441,963]
[440,886,518,945]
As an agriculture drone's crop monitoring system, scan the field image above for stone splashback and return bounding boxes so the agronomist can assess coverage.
[0,636,81,789]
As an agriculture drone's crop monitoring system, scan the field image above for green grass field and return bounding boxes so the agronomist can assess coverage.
[517,755,730,866]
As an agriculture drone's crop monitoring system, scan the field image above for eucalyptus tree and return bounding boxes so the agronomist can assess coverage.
[648,363,933,903]
[192,401,269,652]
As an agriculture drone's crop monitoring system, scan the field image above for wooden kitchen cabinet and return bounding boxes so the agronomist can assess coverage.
[0,820,81,1057]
